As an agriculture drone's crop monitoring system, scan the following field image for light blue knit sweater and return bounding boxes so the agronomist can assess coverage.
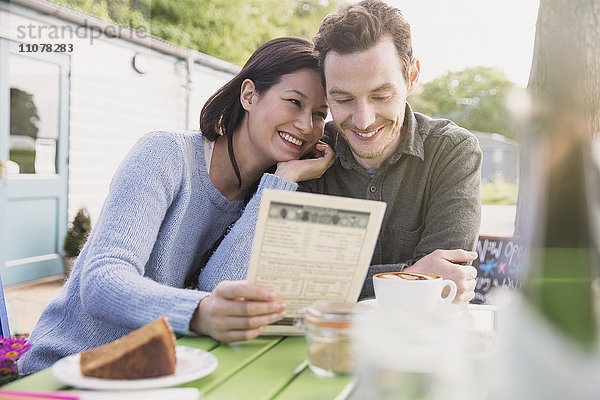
[19,131,297,374]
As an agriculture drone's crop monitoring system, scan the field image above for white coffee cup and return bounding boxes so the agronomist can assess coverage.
[373,272,457,312]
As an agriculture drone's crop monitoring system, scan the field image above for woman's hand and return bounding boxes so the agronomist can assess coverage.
[190,281,286,342]
[274,141,335,183]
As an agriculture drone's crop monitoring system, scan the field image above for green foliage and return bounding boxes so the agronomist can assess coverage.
[10,88,39,139]
[63,208,92,258]
[410,67,517,139]
[54,0,339,66]
[8,149,35,174]
[481,179,518,205]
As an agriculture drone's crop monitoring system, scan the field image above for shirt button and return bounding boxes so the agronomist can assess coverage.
[369,185,377,193]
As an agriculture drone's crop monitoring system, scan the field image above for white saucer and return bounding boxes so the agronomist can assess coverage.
[52,346,218,390]
[357,298,379,309]
[357,299,466,315]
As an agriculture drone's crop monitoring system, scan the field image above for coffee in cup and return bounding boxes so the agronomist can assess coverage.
[373,272,457,312]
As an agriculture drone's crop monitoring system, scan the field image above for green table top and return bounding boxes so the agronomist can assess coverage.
[3,306,499,399]
[3,336,353,399]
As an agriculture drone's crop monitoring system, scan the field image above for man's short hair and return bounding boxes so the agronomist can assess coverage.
[313,0,413,84]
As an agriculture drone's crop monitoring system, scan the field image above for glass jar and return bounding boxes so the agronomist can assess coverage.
[303,302,361,377]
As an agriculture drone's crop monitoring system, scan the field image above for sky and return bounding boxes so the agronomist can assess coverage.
[383,0,541,87]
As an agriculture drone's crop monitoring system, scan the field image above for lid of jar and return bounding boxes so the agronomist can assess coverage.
[303,301,365,328]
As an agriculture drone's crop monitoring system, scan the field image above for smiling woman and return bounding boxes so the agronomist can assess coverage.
[199,37,331,196]
[18,37,335,376]
[239,68,328,168]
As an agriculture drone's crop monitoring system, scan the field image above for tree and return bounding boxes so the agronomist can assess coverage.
[527,0,600,138]
[63,208,92,258]
[409,66,517,138]
[56,0,339,66]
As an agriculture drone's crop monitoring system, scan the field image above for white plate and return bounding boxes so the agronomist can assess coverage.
[52,346,218,390]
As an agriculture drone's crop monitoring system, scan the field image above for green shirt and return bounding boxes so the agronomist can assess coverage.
[300,104,482,298]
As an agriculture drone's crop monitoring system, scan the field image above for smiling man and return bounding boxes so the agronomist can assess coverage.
[300,0,482,304]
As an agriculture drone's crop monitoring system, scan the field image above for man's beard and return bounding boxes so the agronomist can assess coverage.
[338,117,403,160]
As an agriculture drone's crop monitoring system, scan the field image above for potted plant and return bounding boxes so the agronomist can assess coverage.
[62,208,91,280]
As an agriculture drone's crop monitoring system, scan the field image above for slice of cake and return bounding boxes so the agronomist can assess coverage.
[80,316,176,379]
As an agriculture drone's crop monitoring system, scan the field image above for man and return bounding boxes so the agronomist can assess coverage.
[300,0,482,303]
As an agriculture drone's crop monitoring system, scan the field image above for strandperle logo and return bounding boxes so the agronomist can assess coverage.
[16,19,149,45]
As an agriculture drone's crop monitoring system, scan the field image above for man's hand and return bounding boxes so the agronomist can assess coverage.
[404,249,478,305]
[190,281,286,342]
[274,141,335,182]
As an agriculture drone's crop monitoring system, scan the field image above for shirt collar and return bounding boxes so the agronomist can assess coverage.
[332,103,425,170]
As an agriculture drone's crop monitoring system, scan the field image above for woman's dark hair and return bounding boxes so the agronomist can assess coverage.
[200,37,320,188]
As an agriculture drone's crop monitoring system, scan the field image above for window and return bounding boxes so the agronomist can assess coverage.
[9,55,60,175]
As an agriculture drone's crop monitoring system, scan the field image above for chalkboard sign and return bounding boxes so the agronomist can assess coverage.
[471,236,527,304]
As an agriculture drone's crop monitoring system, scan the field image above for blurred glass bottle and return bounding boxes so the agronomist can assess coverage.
[521,112,599,350]
[514,0,600,350]
[496,91,600,399]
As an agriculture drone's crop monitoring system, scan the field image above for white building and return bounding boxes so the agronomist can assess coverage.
[0,0,238,285]
[473,131,520,184]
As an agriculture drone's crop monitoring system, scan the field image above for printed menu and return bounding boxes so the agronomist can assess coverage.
[247,189,386,334]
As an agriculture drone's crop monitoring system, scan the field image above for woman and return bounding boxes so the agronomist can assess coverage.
[20,37,333,374]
